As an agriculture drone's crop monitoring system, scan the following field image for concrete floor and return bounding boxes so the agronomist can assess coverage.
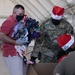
[0,46,33,75]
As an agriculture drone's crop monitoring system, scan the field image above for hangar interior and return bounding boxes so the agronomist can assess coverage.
[0,0,75,75]
[0,0,75,28]
[0,0,75,46]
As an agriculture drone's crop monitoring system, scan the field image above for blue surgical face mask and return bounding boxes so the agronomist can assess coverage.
[16,15,24,22]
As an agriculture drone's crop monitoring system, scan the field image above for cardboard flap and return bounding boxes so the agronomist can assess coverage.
[33,63,57,75]
[27,63,57,75]
[27,65,37,75]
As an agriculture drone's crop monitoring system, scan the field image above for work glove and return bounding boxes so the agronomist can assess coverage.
[16,38,27,45]
[30,56,37,64]
[23,56,34,65]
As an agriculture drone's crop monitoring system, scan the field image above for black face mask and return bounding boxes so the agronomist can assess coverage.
[66,48,75,54]
[52,18,61,25]
[16,15,24,22]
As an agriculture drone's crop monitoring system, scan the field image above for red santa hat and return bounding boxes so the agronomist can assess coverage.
[57,34,74,51]
[51,6,64,20]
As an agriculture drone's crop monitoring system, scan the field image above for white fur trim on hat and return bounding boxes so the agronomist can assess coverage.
[51,13,62,20]
[62,36,74,51]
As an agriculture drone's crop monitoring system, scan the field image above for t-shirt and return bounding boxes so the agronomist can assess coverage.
[0,15,17,57]
[53,51,75,75]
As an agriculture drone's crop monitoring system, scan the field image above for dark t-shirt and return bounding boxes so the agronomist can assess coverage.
[53,51,75,75]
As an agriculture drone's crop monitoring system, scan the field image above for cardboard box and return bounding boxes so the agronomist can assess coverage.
[27,63,57,75]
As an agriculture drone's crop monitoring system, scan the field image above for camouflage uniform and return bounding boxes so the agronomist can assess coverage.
[31,18,74,63]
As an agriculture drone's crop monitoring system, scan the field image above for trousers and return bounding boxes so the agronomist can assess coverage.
[3,55,27,75]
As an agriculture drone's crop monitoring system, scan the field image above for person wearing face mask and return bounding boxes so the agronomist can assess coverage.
[0,4,28,75]
[30,6,74,63]
[16,14,24,22]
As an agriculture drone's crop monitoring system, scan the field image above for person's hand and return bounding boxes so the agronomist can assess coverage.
[16,38,27,45]
[30,56,37,64]
[27,60,34,65]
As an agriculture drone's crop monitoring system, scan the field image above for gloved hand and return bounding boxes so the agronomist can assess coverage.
[23,56,34,65]
[16,38,27,45]
[30,56,37,64]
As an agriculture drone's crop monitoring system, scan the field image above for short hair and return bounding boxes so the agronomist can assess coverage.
[14,4,24,10]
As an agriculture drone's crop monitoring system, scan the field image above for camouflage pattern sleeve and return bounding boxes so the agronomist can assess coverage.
[63,19,74,35]
[30,24,45,58]
[67,22,75,38]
